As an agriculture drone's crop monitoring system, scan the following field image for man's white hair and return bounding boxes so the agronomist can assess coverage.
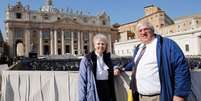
[136,21,154,32]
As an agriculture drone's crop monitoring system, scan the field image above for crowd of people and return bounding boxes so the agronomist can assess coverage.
[187,58,201,70]
[8,55,201,71]
[14,59,80,71]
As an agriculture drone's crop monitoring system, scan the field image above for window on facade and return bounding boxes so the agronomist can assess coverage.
[16,13,22,19]
[44,40,48,43]
[65,45,70,53]
[74,51,78,54]
[44,16,49,20]
[84,46,88,50]
[43,45,50,55]
[93,20,95,24]
[83,17,88,23]
[74,46,78,50]
[189,22,192,24]
[127,49,130,54]
[185,44,189,52]
[84,41,88,44]
[83,33,89,40]
[65,39,71,43]
[43,14,49,20]
[42,32,50,39]
[32,16,37,19]
[196,20,199,24]
[57,17,61,20]
[64,32,71,39]
[73,32,78,39]
[58,48,61,55]
[15,31,23,39]
[33,30,37,33]
[102,20,106,25]
[57,32,61,40]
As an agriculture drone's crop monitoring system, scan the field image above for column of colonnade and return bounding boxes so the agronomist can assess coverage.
[89,32,94,52]
[77,31,81,55]
[50,30,54,55]
[8,30,14,57]
[25,30,30,56]
[54,30,58,55]
[61,30,65,55]
[39,30,43,56]
[38,29,112,56]
[80,32,83,55]
[71,31,74,55]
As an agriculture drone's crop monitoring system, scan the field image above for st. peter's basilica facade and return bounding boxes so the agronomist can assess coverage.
[5,0,116,58]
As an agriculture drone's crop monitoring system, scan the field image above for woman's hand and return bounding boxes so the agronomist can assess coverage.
[173,96,184,101]
[114,68,121,76]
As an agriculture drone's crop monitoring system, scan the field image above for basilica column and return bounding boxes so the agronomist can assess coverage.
[54,30,58,55]
[8,29,14,57]
[61,30,65,55]
[80,32,84,55]
[78,31,81,55]
[25,29,31,57]
[89,32,94,52]
[39,30,43,56]
[50,30,54,55]
[71,31,74,54]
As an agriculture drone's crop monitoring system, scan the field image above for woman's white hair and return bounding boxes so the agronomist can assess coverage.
[93,34,108,52]
[93,33,108,45]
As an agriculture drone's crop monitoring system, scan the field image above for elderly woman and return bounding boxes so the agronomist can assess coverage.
[78,34,116,101]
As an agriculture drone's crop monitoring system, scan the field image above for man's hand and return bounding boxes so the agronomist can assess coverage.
[173,96,184,101]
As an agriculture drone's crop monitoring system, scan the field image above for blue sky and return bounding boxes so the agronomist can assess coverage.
[1,0,201,39]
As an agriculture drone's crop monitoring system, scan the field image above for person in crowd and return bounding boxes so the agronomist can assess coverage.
[78,34,116,101]
[114,21,191,101]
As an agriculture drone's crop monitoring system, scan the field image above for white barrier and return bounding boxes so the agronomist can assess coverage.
[1,71,79,101]
[188,71,201,101]
[0,71,132,101]
[1,71,200,101]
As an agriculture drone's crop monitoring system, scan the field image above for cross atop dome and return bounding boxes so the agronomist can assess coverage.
[41,0,58,12]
